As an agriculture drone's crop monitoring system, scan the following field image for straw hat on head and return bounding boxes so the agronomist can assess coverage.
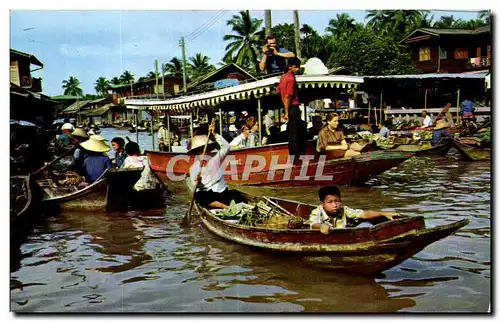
[434,119,450,130]
[187,134,217,155]
[61,123,74,131]
[81,135,111,152]
[70,128,89,139]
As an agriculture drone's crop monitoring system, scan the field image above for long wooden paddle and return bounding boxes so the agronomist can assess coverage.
[32,146,76,175]
[183,120,216,226]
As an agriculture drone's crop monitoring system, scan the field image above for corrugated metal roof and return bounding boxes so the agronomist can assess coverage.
[125,75,364,113]
[84,104,113,116]
[61,100,92,113]
[364,72,487,79]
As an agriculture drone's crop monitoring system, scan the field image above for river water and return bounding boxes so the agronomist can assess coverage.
[10,128,491,312]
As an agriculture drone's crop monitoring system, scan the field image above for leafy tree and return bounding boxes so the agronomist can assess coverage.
[119,70,135,84]
[222,10,263,72]
[327,28,418,75]
[62,76,83,96]
[110,77,122,85]
[94,77,109,97]
[416,12,434,28]
[163,57,184,78]
[300,24,333,62]
[325,13,359,39]
[479,10,491,24]
[366,10,426,39]
[433,15,459,28]
[189,53,216,80]
[267,23,296,52]
[146,71,157,79]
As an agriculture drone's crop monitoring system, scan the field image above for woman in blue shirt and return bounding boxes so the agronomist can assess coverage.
[80,135,113,183]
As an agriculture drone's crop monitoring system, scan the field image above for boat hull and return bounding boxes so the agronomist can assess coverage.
[39,168,166,212]
[147,143,412,187]
[392,140,452,156]
[198,194,469,275]
[451,138,491,161]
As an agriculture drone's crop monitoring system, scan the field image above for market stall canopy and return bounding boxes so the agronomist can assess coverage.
[125,75,363,114]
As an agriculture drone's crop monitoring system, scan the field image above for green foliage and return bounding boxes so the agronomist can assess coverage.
[188,53,216,80]
[62,76,83,96]
[163,57,184,79]
[268,23,296,51]
[119,70,135,84]
[222,10,263,74]
[110,77,122,85]
[327,28,418,75]
[94,76,109,97]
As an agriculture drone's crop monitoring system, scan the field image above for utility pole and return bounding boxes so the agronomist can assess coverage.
[155,59,159,99]
[161,63,165,99]
[180,37,188,93]
[265,10,272,36]
[293,10,301,60]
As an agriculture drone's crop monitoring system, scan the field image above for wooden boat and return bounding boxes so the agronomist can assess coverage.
[197,192,469,275]
[10,175,37,222]
[451,138,491,161]
[392,139,452,156]
[37,168,167,211]
[146,141,412,187]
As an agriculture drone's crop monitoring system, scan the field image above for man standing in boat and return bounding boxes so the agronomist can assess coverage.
[189,122,246,209]
[277,57,307,164]
[307,186,400,233]
[258,35,296,74]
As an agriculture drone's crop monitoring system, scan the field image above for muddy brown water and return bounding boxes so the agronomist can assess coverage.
[10,128,490,312]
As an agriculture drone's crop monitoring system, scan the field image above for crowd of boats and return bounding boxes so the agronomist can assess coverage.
[10,101,490,275]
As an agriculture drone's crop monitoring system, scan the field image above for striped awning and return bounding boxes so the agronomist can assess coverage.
[125,75,363,113]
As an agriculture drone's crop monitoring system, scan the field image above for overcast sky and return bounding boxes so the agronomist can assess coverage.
[10,9,485,96]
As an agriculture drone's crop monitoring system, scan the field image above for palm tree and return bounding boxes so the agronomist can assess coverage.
[417,12,434,28]
[163,57,184,78]
[433,15,463,28]
[120,70,135,85]
[366,10,425,38]
[110,77,121,85]
[62,76,83,97]
[146,71,157,79]
[94,77,109,97]
[325,13,357,39]
[189,53,216,80]
[222,10,263,71]
[479,10,491,24]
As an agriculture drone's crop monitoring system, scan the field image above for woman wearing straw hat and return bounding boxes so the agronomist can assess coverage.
[67,128,89,174]
[189,122,245,209]
[80,135,113,184]
[432,119,452,147]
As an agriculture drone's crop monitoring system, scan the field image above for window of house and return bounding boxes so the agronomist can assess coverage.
[454,48,469,59]
[439,47,447,60]
[419,47,431,61]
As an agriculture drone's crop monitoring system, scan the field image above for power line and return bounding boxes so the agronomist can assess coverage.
[184,10,226,41]
[185,11,227,42]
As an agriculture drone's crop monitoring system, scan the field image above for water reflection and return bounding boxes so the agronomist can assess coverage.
[10,142,490,312]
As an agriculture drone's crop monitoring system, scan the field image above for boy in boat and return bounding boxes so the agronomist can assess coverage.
[307,186,400,234]
[189,122,246,209]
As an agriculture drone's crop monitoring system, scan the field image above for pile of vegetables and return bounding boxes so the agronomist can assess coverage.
[215,199,305,229]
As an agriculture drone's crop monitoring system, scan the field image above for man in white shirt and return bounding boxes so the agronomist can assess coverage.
[229,125,250,149]
[189,122,246,209]
[422,110,432,128]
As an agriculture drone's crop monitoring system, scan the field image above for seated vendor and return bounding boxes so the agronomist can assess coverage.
[189,122,246,209]
[306,186,400,233]
[229,125,250,149]
[122,141,158,191]
[317,113,348,157]
[80,135,113,184]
